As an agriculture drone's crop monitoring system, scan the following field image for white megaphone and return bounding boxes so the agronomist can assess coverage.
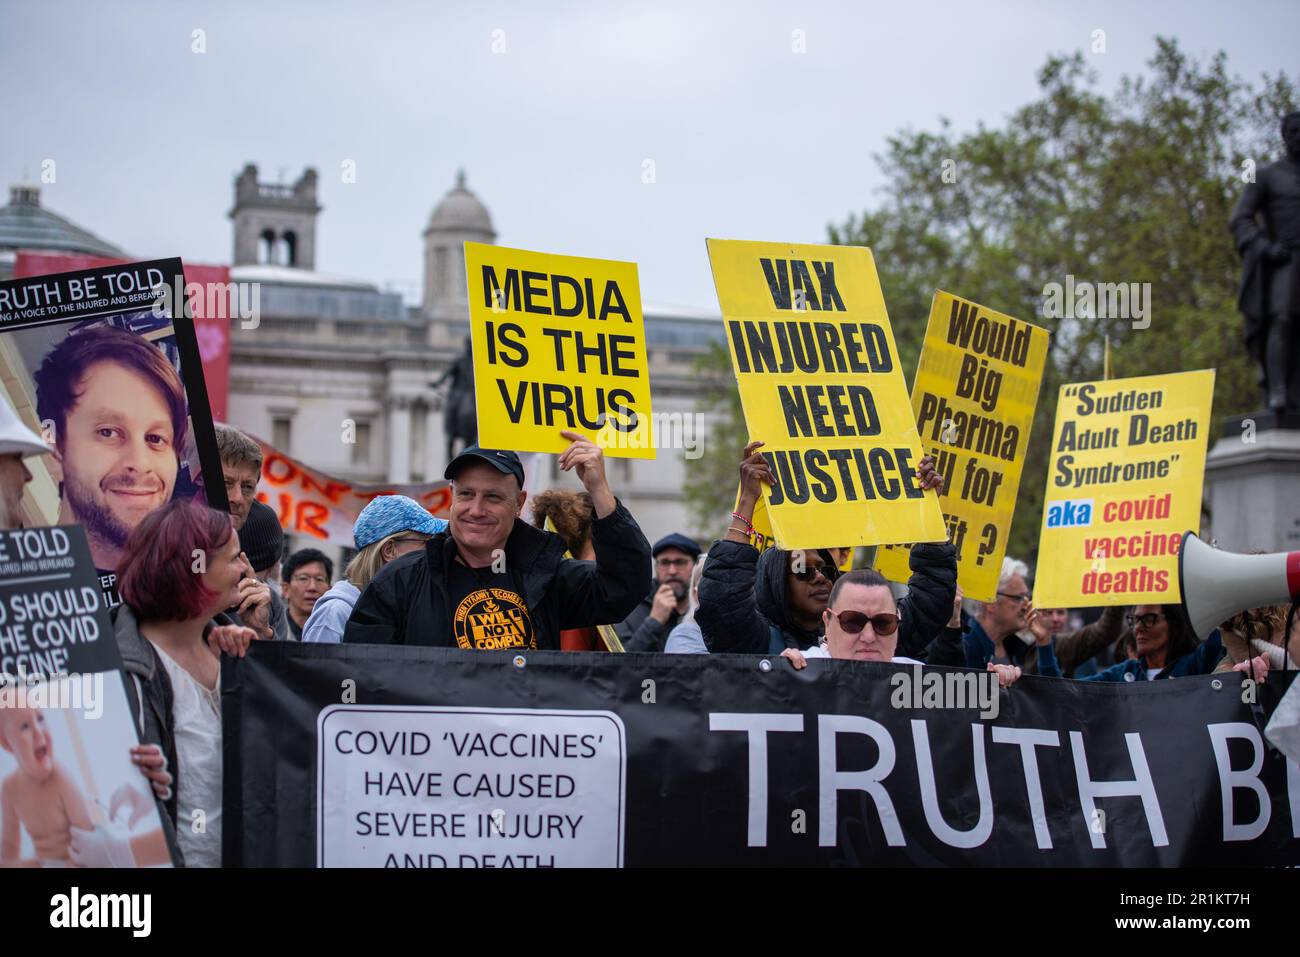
[1178,532,1300,640]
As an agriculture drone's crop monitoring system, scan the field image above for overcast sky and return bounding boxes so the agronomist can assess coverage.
[3,0,1296,312]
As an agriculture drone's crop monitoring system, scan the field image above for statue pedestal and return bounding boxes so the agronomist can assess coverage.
[1205,415,1300,553]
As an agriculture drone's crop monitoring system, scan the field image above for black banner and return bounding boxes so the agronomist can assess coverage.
[224,643,1300,867]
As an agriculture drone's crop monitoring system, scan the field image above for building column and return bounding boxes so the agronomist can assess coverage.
[387,396,413,483]
[424,398,447,478]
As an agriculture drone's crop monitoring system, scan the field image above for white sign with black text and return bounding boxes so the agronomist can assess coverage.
[316,706,626,867]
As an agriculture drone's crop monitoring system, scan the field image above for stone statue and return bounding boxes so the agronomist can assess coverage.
[1231,112,1300,413]
[433,338,477,463]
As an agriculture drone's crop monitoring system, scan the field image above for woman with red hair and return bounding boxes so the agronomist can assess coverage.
[107,499,262,867]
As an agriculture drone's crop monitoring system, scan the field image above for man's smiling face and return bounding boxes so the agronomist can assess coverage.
[450,462,524,557]
[56,360,178,549]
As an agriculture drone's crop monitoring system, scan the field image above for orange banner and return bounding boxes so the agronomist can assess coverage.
[253,439,451,546]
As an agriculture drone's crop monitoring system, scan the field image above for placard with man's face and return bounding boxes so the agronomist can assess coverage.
[0,260,226,605]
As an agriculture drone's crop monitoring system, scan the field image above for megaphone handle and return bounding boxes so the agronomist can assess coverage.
[1286,600,1299,676]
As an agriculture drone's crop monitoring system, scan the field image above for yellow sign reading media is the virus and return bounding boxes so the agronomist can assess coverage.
[464,242,654,457]
[1033,369,1215,607]
[707,239,945,550]
[876,291,1049,601]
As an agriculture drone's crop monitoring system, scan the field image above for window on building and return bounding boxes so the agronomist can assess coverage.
[283,230,298,267]
[351,419,372,465]
[271,415,292,452]
[259,229,275,264]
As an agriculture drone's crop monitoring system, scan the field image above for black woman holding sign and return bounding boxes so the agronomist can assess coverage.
[696,440,956,658]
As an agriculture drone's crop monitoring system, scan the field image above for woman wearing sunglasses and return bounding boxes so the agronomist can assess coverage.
[697,441,957,657]
[780,569,1024,687]
[1079,604,1265,682]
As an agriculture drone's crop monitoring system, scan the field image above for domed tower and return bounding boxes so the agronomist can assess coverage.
[422,170,495,319]
[0,182,127,280]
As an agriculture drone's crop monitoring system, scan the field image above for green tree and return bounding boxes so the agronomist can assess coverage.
[682,38,1295,560]
[827,37,1295,563]
[683,341,746,539]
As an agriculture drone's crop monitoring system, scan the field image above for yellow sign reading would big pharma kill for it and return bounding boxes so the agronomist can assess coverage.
[1033,369,1215,608]
[464,242,655,457]
[707,239,946,550]
[876,292,1049,602]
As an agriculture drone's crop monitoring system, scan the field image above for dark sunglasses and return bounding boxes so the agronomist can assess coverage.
[829,609,899,636]
[791,563,837,584]
[1125,612,1166,629]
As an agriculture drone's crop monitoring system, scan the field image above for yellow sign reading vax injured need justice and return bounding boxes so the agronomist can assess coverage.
[1033,369,1214,608]
[707,239,946,549]
[465,242,654,457]
[877,292,1049,601]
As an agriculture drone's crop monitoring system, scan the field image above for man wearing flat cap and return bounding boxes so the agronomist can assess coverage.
[344,431,651,650]
[615,532,701,652]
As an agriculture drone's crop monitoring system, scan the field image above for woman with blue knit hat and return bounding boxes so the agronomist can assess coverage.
[302,496,447,644]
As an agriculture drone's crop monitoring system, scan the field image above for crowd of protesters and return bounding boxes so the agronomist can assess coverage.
[0,398,1294,866]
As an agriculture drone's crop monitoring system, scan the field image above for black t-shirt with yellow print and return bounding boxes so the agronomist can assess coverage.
[447,560,536,651]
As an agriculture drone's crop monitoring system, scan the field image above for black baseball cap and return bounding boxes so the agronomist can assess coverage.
[653,533,701,560]
[444,444,525,486]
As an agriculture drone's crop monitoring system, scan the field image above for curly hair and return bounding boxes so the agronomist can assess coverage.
[530,489,593,558]
[1222,604,1288,642]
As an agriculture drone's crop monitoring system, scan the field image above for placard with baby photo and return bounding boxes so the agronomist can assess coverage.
[0,674,171,867]
[0,524,175,867]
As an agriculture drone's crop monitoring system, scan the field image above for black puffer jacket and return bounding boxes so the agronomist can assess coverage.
[697,540,957,657]
[343,500,651,648]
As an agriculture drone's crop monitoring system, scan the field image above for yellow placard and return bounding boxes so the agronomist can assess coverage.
[1033,369,1215,607]
[464,242,654,457]
[876,292,1049,601]
[707,239,945,550]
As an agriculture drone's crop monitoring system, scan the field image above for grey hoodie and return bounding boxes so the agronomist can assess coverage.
[302,579,361,644]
